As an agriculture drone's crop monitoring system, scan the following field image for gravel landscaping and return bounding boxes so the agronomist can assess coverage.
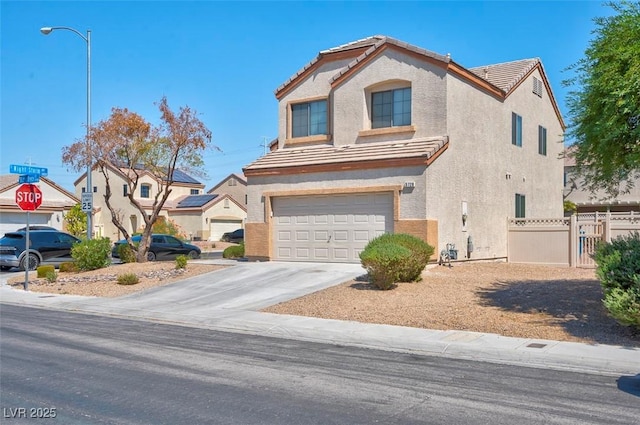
[6,258,639,347]
[263,261,640,347]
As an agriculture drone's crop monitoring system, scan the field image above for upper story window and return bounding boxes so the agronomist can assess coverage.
[140,184,151,198]
[123,184,128,197]
[533,77,543,98]
[190,189,199,195]
[291,100,327,138]
[228,179,237,186]
[372,87,411,129]
[538,125,547,156]
[512,112,523,147]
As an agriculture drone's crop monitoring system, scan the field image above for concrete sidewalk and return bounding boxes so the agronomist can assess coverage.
[1,261,638,376]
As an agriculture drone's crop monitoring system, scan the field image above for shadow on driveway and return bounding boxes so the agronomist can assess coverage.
[477,278,640,347]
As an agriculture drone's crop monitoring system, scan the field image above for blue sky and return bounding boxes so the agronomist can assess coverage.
[1,1,608,193]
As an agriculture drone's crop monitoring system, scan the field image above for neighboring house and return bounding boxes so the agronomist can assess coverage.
[0,175,78,235]
[243,35,564,263]
[564,147,640,214]
[206,173,248,207]
[168,193,246,241]
[74,164,205,241]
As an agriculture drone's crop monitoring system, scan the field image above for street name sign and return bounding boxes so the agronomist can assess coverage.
[9,165,48,176]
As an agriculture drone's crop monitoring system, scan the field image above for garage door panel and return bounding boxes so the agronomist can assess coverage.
[272,193,393,263]
[296,247,311,259]
[294,231,308,241]
[334,230,348,242]
[277,230,291,241]
[313,247,329,260]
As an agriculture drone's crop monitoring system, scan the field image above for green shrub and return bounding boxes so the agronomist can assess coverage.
[602,287,640,327]
[175,255,188,269]
[37,265,55,278]
[59,262,78,273]
[359,243,412,290]
[594,232,640,329]
[71,237,112,271]
[594,232,640,292]
[223,244,245,259]
[362,233,435,282]
[117,273,139,285]
[45,270,57,283]
[117,243,137,264]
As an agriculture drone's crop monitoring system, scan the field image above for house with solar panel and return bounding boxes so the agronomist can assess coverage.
[243,35,564,263]
[74,165,246,241]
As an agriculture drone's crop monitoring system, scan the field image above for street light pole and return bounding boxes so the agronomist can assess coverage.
[40,26,93,240]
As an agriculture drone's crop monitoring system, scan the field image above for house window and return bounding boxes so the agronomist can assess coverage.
[141,184,151,198]
[228,179,237,187]
[190,189,199,195]
[93,186,97,193]
[372,87,411,129]
[515,194,526,218]
[224,199,230,209]
[538,126,547,156]
[292,100,327,138]
[81,187,85,193]
[533,77,543,97]
[512,112,523,147]
[245,194,248,205]
[123,184,128,196]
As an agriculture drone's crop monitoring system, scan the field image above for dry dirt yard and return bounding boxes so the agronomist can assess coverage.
[264,262,640,348]
[7,262,224,298]
[7,259,639,347]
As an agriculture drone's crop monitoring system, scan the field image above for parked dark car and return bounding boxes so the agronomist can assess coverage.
[112,234,201,262]
[15,226,57,231]
[0,229,81,271]
[221,229,244,243]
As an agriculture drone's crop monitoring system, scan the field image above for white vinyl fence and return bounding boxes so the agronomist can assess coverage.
[508,212,640,268]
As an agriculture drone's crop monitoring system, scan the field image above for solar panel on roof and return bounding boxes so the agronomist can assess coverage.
[176,194,217,208]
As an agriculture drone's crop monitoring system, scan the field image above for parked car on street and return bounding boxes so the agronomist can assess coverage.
[221,229,244,243]
[112,234,201,262]
[0,229,81,271]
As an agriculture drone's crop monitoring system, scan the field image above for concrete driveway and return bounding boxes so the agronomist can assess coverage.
[0,261,365,322]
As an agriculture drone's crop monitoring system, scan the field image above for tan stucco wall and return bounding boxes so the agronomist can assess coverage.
[209,176,247,207]
[253,49,564,261]
[426,67,564,259]
[565,166,640,211]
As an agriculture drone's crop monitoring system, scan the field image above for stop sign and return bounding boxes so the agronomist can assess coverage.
[15,184,43,211]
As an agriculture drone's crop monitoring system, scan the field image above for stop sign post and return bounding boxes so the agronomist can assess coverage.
[15,184,43,211]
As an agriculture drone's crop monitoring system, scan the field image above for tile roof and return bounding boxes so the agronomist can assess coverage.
[0,175,18,192]
[276,35,449,96]
[244,137,448,173]
[468,58,539,93]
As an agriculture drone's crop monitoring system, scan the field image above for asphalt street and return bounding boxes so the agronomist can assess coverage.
[2,305,638,425]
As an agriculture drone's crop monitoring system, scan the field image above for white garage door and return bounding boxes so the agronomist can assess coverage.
[0,212,51,236]
[209,219,243,241]
[273,193,393,263]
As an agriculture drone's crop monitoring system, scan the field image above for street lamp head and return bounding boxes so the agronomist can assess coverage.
[40,27,53,35]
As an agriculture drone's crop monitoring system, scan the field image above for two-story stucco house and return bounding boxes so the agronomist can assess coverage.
[75,164,205,240]
[243,35,564,263]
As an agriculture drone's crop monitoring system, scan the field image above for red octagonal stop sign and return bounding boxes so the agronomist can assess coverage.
[15,184,43,211]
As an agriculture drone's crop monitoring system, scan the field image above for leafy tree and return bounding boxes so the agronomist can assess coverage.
[62,96,217,262]
[564,2,640,198]
[64,203,87,237]
[151,216,186,239]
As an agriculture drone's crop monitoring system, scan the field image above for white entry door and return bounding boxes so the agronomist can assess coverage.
[272,193,393,263]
